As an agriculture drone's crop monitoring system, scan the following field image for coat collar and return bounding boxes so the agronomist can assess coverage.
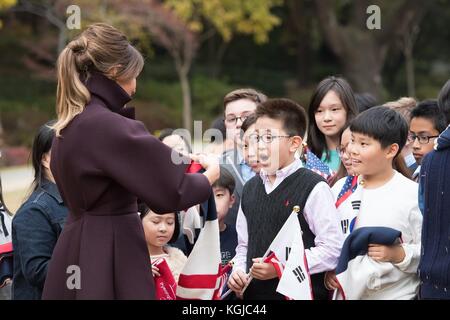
[84,71,135,119]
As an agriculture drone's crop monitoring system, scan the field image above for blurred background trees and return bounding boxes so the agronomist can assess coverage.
[0,0,449,154]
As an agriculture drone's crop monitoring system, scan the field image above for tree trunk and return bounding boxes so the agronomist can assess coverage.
[286,0,314,86]
[178,68,192,132]
[404,44,415,97]
[210,40,228,78]
[340,40,385,99]
[314,0,425,101]
[57,27,66,54]
[403,25,420,98]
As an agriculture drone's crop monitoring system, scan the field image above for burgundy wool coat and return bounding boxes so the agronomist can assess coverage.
[42,72,211,299]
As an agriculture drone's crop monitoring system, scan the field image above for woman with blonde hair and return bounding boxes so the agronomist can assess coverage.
[42,23,219,300]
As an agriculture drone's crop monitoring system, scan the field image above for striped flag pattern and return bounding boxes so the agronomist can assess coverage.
[176,162,222,300]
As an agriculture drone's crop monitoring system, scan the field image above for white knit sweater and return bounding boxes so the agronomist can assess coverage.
[151,246,187,282]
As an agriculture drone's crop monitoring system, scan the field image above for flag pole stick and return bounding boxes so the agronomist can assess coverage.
[219,261,235,300]
[220,288,233,299]
[332,289,338,300]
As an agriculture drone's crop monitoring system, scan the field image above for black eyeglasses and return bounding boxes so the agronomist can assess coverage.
[255,134,292,144]
[224,114,252,125]
[407,133,439,144]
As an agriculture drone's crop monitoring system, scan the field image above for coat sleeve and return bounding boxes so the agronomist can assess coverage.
[93,115,211,213]
[12,204,57,289]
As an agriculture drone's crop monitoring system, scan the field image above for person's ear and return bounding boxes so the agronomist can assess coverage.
[108,65,122,80]
[229,193,236,208]
[41,152,51,170]
[385,143,400,160]
[290,136,303,153]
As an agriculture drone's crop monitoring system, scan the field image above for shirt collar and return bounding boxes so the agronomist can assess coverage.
[259,159,302,184]
[412,165,421,179]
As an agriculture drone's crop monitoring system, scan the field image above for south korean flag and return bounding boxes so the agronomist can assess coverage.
[275,207,313,300]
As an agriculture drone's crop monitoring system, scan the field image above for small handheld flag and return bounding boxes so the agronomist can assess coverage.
[176,161,222,300]
[240,205,313,300]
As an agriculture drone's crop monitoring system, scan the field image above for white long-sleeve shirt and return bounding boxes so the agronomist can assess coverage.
[330,172,422,299]
[232,159,344,275]
[355,171,422,299]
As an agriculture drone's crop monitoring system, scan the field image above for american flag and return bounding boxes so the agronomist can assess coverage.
[304,149,333,179]
[336,175,358,208]
[335,175,362,236]
[176,162,222,300]
[217,261,234,299]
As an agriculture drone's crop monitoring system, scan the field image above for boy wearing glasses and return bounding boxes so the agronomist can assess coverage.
[220,89,267,226]
[409,100,447,181]
[227,98,343,300]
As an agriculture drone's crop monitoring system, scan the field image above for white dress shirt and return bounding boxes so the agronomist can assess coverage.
[232,159,344,275]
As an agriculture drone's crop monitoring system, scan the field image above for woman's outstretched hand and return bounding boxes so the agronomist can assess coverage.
[189,153,220,185]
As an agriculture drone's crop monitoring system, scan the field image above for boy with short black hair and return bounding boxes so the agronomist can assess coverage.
[228,98,343,300]
[409,100,447,180]
[212,168,237,266]
[409,100,446,216]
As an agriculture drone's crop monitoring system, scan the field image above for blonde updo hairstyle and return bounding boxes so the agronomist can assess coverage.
[53,23,144,136]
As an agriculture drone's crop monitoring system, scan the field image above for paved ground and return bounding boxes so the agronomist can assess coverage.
[0,165,33,213]
[0,165,33,192]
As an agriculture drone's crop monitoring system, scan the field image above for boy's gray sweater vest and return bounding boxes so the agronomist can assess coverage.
[241,167,329,300]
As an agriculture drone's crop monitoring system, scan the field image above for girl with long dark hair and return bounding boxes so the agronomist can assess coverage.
[306,76,358,173]
[12,121,68,300]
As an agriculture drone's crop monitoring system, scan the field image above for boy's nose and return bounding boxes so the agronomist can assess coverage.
[248,145,257,156]
[257,139,266,148]
[347,143,358,155]
[235,118,245,128]
[412,139,421,149]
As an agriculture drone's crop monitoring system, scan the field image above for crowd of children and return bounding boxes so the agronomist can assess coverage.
[1,23,449,300]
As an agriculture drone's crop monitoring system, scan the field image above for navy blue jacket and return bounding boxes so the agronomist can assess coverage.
[336,227,402,275]
[419,126,450,299]
[12,180,68,300]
